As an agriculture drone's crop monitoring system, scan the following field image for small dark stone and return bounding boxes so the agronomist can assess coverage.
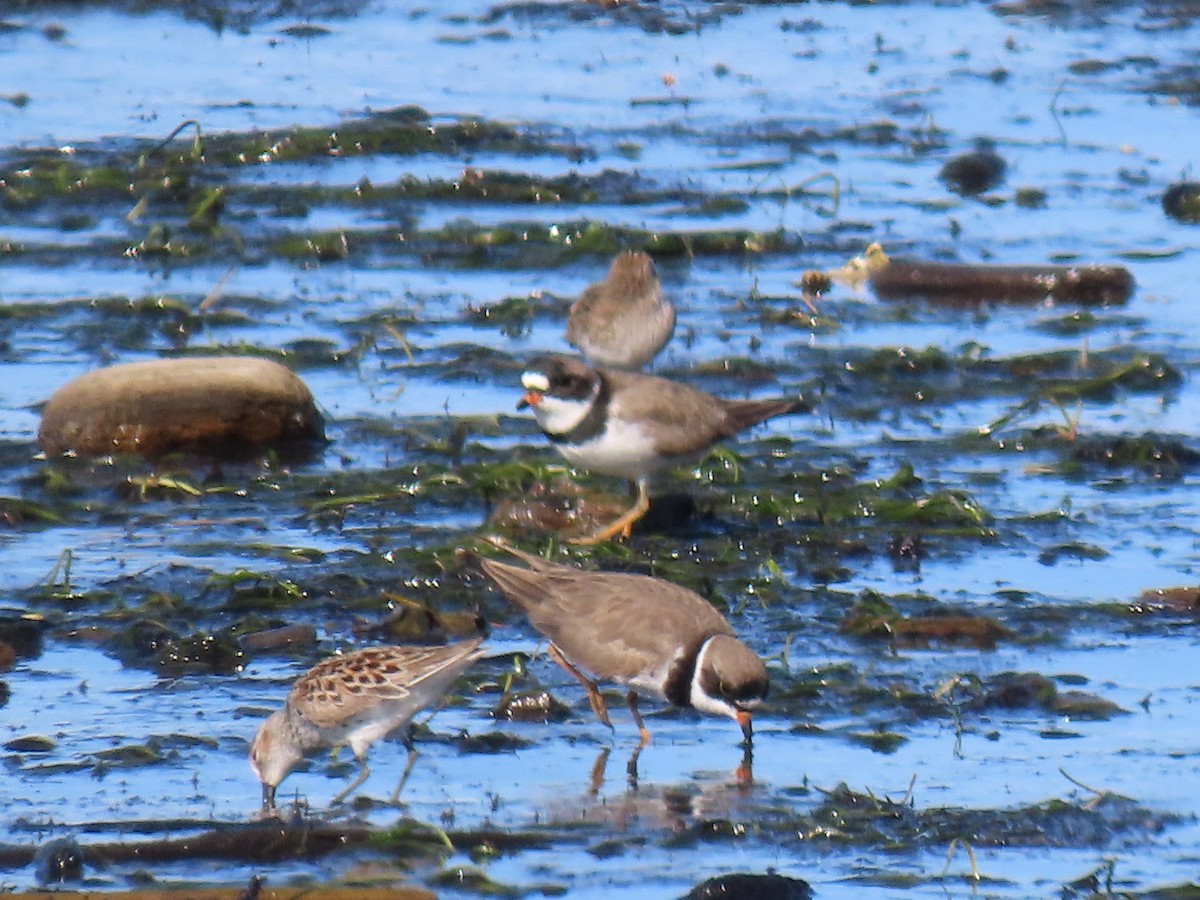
[939,139,1007,196]
[683,871,813,900]
[0,617,46,659]
[154,630,247,676]
[1015,186,1048,208]
[641,491,698,532]
[109,619,179,665]
[33,836,84,885]
[492,689,572,723]
[1163,181,1200,223]
[454,731,533,754]
[240,624,318,653]
[5,734,56,753]
[971,672,1057,711]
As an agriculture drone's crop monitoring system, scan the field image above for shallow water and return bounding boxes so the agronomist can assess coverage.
[3,0,1200,896]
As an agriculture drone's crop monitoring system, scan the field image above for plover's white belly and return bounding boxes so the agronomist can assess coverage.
[556,416,666,480]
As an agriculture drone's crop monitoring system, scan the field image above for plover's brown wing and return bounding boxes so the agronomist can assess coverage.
[600,372,742,456]
[290,640,484,727]
[720,396,809,433]
[478,556,559,616]
[481,556,736,682]
[604,369,803,457]
[537,570,736,684]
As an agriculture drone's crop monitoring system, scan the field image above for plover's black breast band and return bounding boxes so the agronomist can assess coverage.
[546,373,612,446]
[663,636,710,708]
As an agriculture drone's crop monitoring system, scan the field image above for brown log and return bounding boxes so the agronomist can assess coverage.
[38,357,324,457]
[869,259,1134,306]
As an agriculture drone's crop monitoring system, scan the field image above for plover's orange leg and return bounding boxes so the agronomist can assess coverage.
[571,479,651,545]
[548,643,613,730]
[626,690,652,748]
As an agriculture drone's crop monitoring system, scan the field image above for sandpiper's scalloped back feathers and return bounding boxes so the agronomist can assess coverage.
[249,638,485,812]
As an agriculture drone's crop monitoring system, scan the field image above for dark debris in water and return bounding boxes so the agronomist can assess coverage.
[938,141,1007,197]
[0,1,374,30]
[453,730,533,754]
[32,835,84,885]
[973,672,1125,720]
[429,864,561,898]
[841,590,1013,650]
[652,781,1175,854]
[682,871,812,900]
[492,689,573,723]
[797,783,1175,851]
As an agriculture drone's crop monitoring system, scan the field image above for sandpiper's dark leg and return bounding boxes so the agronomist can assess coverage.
[330,756,371,807]
[548,643,613,730]
[389,728,420,804]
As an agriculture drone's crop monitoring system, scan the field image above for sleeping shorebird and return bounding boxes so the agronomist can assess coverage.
[566,250,675,370]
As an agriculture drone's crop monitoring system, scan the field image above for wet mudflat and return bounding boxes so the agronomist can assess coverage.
[2,0,1200,897]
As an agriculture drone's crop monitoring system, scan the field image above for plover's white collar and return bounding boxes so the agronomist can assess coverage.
[521,368,600,437]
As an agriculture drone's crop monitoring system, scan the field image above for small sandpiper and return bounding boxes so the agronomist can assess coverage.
[565,251,675,370]
[249,638,485,813]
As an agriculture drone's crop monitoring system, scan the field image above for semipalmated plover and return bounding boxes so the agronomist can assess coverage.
[518,354,807,543]
[566,251,675,369]
[476,537,767,746]
[249,638,484,812]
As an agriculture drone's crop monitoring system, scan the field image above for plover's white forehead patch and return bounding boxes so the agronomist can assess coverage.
[521,371,550,392]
